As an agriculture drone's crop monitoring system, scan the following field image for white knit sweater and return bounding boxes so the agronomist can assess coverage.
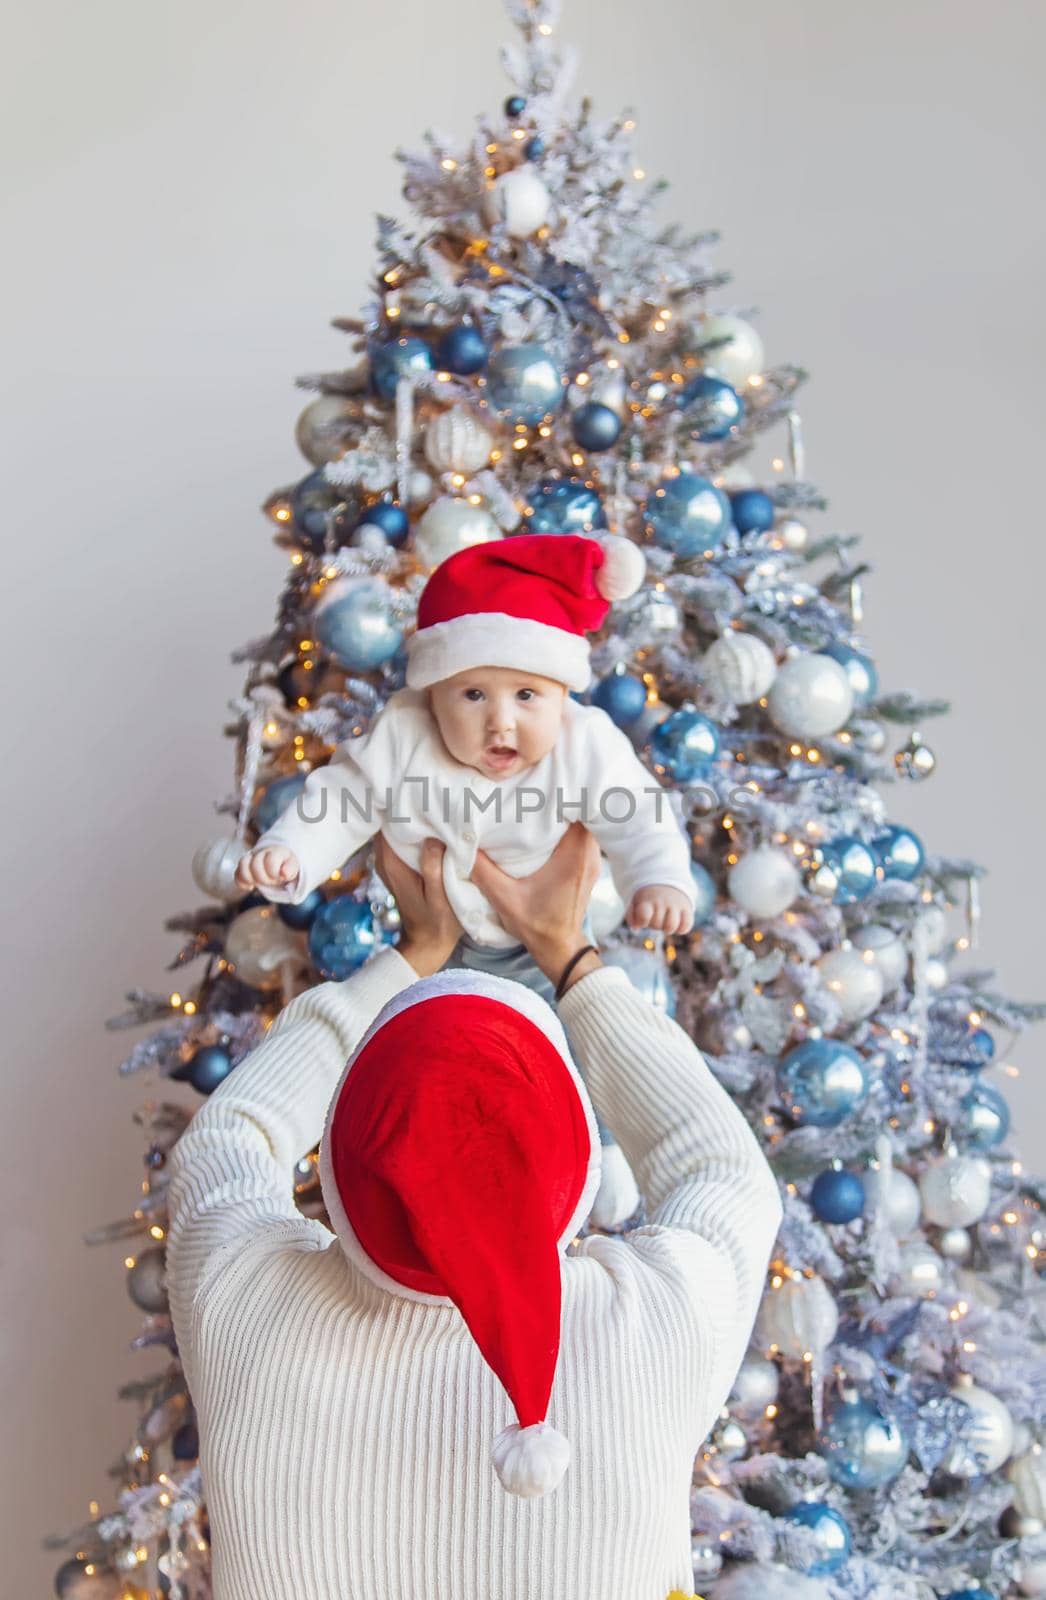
[166,950,782,1600]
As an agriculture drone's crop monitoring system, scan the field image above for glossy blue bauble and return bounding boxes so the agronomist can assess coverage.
[782,1502,852,1576]
[291,470,348,550]
[436,324,489,376]
[314,579,403,671]
[817,1392,909,1488]
[357,499,409,546]
[572,400,622,452]
[487,344,565,425]
[253,774,308,835]
[961,1082,1011,1149]
[678,374,745,440]
[524,476,607,535]
[650,709,721,781]
[822,836,879,904]
[823,642,879,708]
[810,1168,866,1224]
[187,1044,234,1095]
[277,889,327,931]
[504,94,527,117]
[777,1039,868,1127]
[942,1591,995,1600]
[969,1026,995,1062]
[308,898,379,979]
[592,670,647,727]
[874,824,925,881]
[370,336,434,399]
[644,472,732,557]
[601,944,676,1016]
[729,489,775,534]
[524,135,546,161]
[690,860,717,926]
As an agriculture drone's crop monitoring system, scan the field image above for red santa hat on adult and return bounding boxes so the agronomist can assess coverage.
[405,531,646,692]
[318,968,602,1499]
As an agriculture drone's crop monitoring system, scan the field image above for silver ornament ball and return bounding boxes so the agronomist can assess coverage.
[895,734,937,782]
[127,1244,169,1313]
[768,653,855,740]
[919,1151,992,1228]
[711,1415,749,1461]
[816,946,884,1022]
[946,1380,1014,1477]
[937,1226,973,1262]
[192,836,246,903]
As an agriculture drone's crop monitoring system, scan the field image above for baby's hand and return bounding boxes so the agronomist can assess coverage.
[626,885,694,936]
[234,845,301,893]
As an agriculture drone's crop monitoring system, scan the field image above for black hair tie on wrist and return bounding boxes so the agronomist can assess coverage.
[555,944,598,1002]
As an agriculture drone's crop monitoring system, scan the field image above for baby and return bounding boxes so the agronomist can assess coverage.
[237,533,696,967]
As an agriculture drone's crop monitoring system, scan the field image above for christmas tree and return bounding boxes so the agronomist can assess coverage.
[53,2,1046,1597]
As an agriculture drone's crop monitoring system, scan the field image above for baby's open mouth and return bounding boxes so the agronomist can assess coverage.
[485,744,518,762]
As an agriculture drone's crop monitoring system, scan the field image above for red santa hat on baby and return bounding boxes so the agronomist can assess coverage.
[405,531,646,692]
[318,969,601,1499]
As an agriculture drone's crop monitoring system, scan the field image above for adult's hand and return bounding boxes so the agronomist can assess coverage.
[470,822,603,992]
[374,837,463,978]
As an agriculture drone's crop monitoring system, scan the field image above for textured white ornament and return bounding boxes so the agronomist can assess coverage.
[754,1272,838,1359]
[698,313,766,389]
[730,1355,780,1410]
[224,906,303,989]
[916,904,949,956]
[484,168,551,238]
[892,1238,945,1297]
[294,393,358,466]
[701,632,777,705]
[777,516,809,552]
[851,924,907,993]
[192,836,247,903]
[817,946,885,1022]
[728,847,801,919]
[414,497,501,569]
[424,408,494,475]
[587,857,626,941]
[880,1166,922,1235]
[768,653,855,739]
[947,1380,1014,1476]
[920,1150,992,1227]
[1011,1446,1046,1522]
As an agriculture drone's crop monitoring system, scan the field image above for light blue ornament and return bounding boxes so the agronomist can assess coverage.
[308,898,379,979]
[822,837,879,905]
[729,489,775,534]
[874,824,925,881]
[678,374,745,440]
[370,337,434,399]
[487,344,565,425]
[644,472,732,557]
[524,477,607,535]
[961,1082,1011,1150]
[823,642,879,708]
[601,944,676,1016]
[314,579,403,671]
[777,1039,868,1127]
[810,1169,866,1224]
[782,1502,852,1576]
[572,401,622,452]
[252,774,308,834]
[817,1391,909,1488]
[591,670,647,727]
[690,860,717,926]
[650,709,720,781]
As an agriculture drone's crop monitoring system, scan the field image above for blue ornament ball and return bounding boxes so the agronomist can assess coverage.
[172,1421,199,1460]
[644,472,732,558]
[961,1082,1011,1150]
[504,94,527,117]
[487,344,565,425]
[818,1391,909,1489]
[572,400,622,452]
[252,774,308,835]
[308,898,379,979]
[650,709,721,781]
[524,135,546,161]
[187,1044,234,1095]
[601,945,676,1016]
[436,324,489,376]
[823,642,879,708]
[782,1501,852,1576]
[874,824,925,881]
[678,373,745,440]
[277,889,327,930]
[690,860,717,926]
[291,470,348,550]
[822,837,879,905]
[370,336,434,400]
[314,579,403,671]
[524,476,607,535]
[968,1026,995,1063]
[591,670,647,727]
[729,489,775,535]
[810,1168,866,1224]
[942,1591,994,1600]
[357,498,409,546]
[777,1039,868,1128]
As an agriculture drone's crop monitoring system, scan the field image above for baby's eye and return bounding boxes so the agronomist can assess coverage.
[464,688,485,702]
[516,688,535,702]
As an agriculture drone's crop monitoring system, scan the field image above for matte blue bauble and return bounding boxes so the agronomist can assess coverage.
[572,400,622,452]
[487,344,565,425]
[504,94,527,117]
[874,824,925,881]
[524,476,607,535]
[782,1501,852,1576]
[277,889,326,930]
[253,774,308,834]
[315,580,403,671]
[187,1044,234,1095]
[592,670,647,727]
[291,470,348,550]
[811,1169,866,1224]
[961,1083,1010,1149]
[436,325,489,375]
[601,945,676,1016]
[650,709,721,781]
[644,472,732,557]
[524,135,546,160]
[823,642,879,708]
[691,860,717,926]
[308,898,379,979]
[817,1392,909,1488]
[822,837,879,904]
[777,1039,868,1127]
[678,374,745,440]
[371,337,434,399]
[172,1421,199,1460]
[357,499,409,546]
[729,489,775,534]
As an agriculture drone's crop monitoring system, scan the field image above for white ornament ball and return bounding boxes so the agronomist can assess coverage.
[224,906,303,989]
[414,497,501,569]
[1012,1447,1046,1521]
[294,393,358,466]
[728,847,801,919]
[407,468,435,506]
[817,946,885,1023]
[919,1151,992,1228]
[851,924,907,993]
[1017,1557,1046,1597]
[754,1272,838,1359]
[879,1166,922,1236]
[767,653,855,740]
[924,956,950,992]
[587,857,626,941]
[892,1238,945,1297]
[916,904,949,957]
[947,1381,1014,1477]
[777,516,809,552]
[484,167,551,238]
[698,313,766,389]
[701,632,777,705]
[937,1226,973,1262]
[1012,1424,1035,1459]
[730,1355,780,1410]
[424,408,494,476]
[192,836,247,903]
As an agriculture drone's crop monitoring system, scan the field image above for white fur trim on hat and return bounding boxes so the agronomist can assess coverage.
[405,613,593,692]
[594,535,646,601]
[492,1421,571,1499]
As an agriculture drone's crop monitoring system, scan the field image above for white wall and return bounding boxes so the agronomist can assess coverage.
[4,0,1044,1589]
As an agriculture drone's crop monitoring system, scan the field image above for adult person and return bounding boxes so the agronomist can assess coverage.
[166,825,782,1600]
